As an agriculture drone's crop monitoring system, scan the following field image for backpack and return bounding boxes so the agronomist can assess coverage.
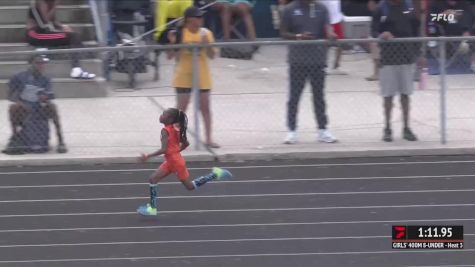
[220,45,257,60]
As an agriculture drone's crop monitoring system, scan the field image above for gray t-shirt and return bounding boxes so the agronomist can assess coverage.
[8,70,53,103]
[281,0,329,66]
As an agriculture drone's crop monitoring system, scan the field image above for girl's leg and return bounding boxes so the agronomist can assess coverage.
[176,165,194,191]
[200,91,219,148]
[176,89,192,112]
[181,179,196,191]
[137,167,170,216]
[148,168,170,208]
[189,167,233,189]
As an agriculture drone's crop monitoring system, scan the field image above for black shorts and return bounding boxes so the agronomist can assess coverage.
[176,88,211,94]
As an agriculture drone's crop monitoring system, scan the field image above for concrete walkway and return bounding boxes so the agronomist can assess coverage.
[1,46,475,166]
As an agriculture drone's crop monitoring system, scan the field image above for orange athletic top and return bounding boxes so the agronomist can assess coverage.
[163,124,183,162]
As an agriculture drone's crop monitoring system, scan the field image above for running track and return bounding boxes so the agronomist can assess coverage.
[0,155,474,267]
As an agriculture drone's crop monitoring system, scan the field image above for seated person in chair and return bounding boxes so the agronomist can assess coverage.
[213,0,257,41]
[2,55,67,155]
[428,0,474,71]
[26,0,95,79]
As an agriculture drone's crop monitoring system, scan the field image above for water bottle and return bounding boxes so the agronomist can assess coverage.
[418,67,428,90]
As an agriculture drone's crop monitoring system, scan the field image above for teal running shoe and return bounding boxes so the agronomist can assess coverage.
[212,167,233,180]
[137,203,157,216]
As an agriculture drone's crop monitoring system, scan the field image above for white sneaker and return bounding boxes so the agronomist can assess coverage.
[284,131,297,144]
[318,129,337,143]
[70,67,96,79]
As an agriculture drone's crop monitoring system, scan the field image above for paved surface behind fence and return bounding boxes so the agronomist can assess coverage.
[1,46,475,165]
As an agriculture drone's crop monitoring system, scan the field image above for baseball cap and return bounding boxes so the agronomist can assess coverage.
[29,54,50,64]
[184,6,204,18]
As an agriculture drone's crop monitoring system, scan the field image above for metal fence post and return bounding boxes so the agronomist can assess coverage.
[439,40,447,145]
[192,47,201,150]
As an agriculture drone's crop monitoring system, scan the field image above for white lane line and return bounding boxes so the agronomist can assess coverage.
[1,174,474,189]
[0,235,389,248]
[0,168,157,175]
[1,160,475,175]
[0,182,146,189]
[1,250,474,264]
[2,234,474,249]
[1,218,475,233]
[1,203,475,218]
[2,189,475,204]
[407,265,475,267]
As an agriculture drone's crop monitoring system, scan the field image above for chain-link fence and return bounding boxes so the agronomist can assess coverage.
[0,36,474,157]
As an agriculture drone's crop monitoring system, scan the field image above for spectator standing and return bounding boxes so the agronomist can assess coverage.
[3,55,67,155]
[428,0,474,72]
[372,0,420,142]
[26,0,95,79]
[320,0,346,74]
[280,0,338,144]
[366,0,382,81]
[213,0,257,41]
[167,6,220,148]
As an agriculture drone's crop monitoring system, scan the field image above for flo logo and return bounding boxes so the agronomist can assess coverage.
[430,10,463,22]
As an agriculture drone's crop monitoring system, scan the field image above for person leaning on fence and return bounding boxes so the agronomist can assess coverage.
[280,0,338,144]
[371,0,420,142]
[166,6,220,148]
[26,0,95,79]
[155,0,193,43]
[2,55,67,155]
[428,0,475,72]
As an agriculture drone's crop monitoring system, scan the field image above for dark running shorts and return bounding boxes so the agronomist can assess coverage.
[176,88,211,94]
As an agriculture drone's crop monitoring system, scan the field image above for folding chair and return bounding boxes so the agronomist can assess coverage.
[105,0,158,88]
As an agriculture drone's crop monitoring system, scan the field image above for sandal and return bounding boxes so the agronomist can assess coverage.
[204,142,221,149]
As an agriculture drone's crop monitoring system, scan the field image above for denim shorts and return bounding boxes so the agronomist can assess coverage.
[216,0,255,7]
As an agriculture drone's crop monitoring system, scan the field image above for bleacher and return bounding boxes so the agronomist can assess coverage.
[0,0,107,99]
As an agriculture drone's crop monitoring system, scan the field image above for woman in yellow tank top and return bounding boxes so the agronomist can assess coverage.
[167,6,220,149]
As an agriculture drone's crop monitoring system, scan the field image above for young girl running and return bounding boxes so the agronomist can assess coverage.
[137,108,232,216]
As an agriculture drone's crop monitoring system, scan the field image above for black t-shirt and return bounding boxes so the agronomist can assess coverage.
[342,0,381,16]
[372,1,420,65]
[429,1,472,36]
[280,0,330,66]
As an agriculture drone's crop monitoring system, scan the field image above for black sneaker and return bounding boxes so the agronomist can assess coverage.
[383,128,393,142]
[403,128,418,141]
[57,143,68,154]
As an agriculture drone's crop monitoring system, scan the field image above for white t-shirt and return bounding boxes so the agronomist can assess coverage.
[320,0,344,24]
